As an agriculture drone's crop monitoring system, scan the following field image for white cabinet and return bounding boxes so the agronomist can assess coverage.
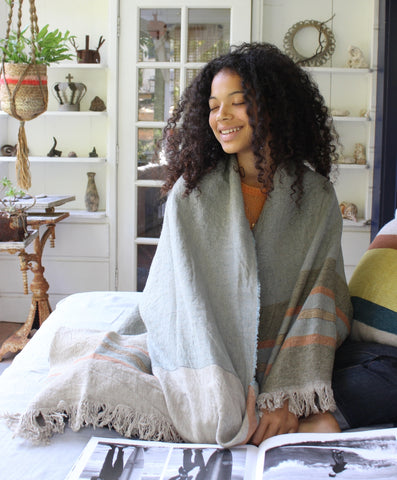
[0,0,118,321]
[252,0,379,279]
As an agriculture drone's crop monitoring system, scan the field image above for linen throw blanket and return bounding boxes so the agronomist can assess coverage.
[5,158,351,446]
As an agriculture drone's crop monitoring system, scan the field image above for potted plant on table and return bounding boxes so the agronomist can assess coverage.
[0,0,75,190]
[0,176,35,241]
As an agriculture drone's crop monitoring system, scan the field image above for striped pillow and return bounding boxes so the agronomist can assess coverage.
[349,211,397,346]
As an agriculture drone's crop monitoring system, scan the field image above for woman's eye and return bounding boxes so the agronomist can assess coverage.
[209,105,219,112]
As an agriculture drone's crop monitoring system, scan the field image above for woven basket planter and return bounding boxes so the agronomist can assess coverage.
[0,63,48,121]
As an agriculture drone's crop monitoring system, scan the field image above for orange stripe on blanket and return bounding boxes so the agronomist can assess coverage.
[297,308,336,322]
[257,339,276,349]
[285,305,302,317]
[73,352,151,374]
[310,286,335,300]
[369,235,397,250]
[336,306,351,331]
[281,333,336,349]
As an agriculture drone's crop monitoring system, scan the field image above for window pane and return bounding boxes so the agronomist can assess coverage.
[138,68,180,121]
[139,9,181,62]
[137,128,167,180]
[137,244,157,292]
[137,187,166,238]
[187,9,230,62]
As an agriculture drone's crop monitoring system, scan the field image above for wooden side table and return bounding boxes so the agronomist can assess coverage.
[0,208,71,361]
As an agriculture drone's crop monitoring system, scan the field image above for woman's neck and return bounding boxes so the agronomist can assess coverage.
[237,153,262,188]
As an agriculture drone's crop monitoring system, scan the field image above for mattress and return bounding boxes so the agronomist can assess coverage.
[0,291,143,480]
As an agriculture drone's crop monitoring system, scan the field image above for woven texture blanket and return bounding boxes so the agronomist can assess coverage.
[350,211,397,346]
[6,158,351,446]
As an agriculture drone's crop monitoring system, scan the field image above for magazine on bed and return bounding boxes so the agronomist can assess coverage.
[65,427,397,480]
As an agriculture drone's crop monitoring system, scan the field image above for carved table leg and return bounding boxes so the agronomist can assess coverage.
[0,226,54,361]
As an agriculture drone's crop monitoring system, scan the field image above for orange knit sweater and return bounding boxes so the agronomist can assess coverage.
[241,182,267,229]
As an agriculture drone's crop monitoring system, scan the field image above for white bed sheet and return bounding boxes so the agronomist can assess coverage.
[0,291,143,480]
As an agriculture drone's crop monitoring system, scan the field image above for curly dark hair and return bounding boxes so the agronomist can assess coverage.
[161,42,338,202]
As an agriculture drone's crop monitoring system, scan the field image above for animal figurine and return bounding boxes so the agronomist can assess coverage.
[47,137,62,157]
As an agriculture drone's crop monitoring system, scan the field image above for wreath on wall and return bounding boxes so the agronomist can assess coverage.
[283,17,336,67]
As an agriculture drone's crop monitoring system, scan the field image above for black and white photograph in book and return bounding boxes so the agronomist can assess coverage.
[262,434,397,479]
[74,439,248,480]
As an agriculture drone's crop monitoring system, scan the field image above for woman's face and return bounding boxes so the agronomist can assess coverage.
[208,69,254,161]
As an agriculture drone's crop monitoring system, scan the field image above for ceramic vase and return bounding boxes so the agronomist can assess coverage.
[85,172,99,212]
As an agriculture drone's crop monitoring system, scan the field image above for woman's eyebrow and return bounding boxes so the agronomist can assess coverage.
[209,90,245,100]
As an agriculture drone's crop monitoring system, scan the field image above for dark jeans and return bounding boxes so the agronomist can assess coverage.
[332,341,397,429]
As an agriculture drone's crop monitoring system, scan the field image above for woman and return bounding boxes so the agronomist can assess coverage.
[10,43,352,448]
[151,42,352,445]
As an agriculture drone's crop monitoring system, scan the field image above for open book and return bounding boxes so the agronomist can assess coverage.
[66,427,397,480]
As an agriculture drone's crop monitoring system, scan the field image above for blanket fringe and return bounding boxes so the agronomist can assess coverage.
[2,401,182,445]
[256,383,336,418]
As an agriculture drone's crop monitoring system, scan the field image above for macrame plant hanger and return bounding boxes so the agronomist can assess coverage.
[0,0,48,191]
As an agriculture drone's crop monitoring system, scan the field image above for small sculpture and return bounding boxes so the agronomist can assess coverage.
[89,147,98,158]
[71,35,105,64]
[331,109,350,117]
[1,144,17,156]
[346,45,369,68]
[353,143,366,165]
[52,74,87,112]
[47,137,62,157]
[340,202,358,222]
[359,109,370,119]
[89,96,106,112]
[68,151,77,157]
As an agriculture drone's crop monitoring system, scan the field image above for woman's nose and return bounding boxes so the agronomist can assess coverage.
[217,104,231,121]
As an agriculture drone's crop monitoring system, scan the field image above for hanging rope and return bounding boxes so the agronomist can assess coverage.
[0,0,48,191]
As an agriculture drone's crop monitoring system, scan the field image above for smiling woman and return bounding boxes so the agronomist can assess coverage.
[157,42,351,445]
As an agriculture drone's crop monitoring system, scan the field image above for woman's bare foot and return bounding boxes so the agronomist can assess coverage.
[298,411,341,433]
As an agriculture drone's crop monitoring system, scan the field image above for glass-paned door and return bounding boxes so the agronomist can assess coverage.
[118,0,251,291]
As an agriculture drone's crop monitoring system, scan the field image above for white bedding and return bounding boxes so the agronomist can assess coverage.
[0,291,143,480]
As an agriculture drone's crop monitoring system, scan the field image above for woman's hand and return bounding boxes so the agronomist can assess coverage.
[249,401,298,446]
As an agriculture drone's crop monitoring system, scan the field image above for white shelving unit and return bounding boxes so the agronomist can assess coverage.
[252,0,378,279]
[0,0,118,322]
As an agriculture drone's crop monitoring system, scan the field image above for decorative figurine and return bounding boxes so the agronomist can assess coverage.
[71,35,105,64]
[353,143,367,165]
[331,109,350,117]
[52,74,87,111]
[89,147,98,158]
[68,152,77,157]
[47,137,62,157]
[89,96,106,112]
[1,144,17,156]
[340,202,358,222]
[346,45,369,68]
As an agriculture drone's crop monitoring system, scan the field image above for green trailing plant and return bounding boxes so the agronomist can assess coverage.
[0,24,75,65]
[0,176,34,213]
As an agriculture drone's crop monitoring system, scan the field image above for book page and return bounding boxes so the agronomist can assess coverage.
[66,436,260,480]
[254,427,397,479]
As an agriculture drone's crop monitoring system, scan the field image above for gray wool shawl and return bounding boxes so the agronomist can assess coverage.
[6,157,352,447]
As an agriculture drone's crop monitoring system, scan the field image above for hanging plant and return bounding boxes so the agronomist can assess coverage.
[0,0,75,191]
